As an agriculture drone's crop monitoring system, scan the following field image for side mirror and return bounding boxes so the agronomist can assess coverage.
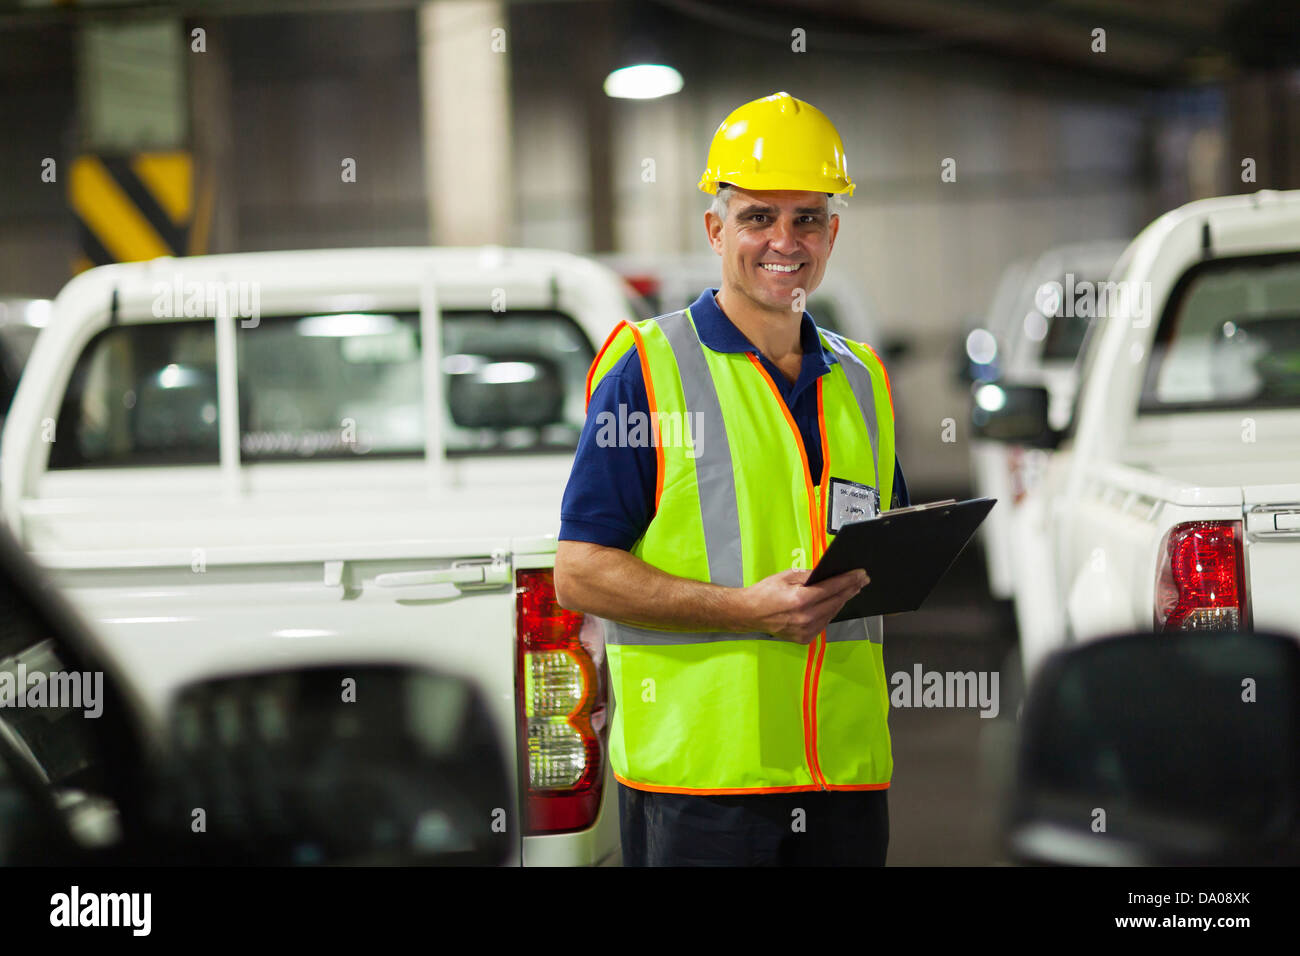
[879,336,911,366]
[970,382,1062,449]
[1004,630,1300,865]
[146,665,514,865]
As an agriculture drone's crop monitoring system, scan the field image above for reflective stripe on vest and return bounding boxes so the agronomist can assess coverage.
[658,310,744,588]
[605,616,882,645]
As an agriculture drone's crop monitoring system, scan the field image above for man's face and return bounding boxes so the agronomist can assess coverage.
[705,187,839,315]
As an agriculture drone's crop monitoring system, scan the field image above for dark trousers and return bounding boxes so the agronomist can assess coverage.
[618,782,889,866]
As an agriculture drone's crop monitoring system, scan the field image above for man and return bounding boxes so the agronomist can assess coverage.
[554,92,909,866]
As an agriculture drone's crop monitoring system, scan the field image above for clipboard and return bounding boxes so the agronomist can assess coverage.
[804,497,996,622]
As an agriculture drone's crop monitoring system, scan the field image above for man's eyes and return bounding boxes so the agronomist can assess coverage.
[747,214,822,224]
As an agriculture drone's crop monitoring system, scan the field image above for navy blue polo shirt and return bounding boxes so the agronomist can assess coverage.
[559,288,909,550]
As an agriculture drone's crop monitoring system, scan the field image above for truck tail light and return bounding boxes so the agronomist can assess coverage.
[1154,521,1247,632]
[624,275,659,300]
[515,569,605,835]
[1008,446,1027,504]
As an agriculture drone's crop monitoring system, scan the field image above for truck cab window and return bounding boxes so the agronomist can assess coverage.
[48,321,219,469]
[48,311,597,469]
[236,310,594,461]
[1141,253,1300,413]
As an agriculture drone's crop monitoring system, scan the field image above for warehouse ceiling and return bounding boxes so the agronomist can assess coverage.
[0,0,1296,84]
[656,0,1298,82]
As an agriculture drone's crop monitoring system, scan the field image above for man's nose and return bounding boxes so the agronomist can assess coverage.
[769,216,798,252]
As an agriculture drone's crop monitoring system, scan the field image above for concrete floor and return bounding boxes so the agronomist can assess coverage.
[881,539,1022,866]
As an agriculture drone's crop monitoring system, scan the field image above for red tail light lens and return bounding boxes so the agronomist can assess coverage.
[515,569,606,834]
[1008,447,1027,504]
[624,275,660,300]
[1154,521,1247,631]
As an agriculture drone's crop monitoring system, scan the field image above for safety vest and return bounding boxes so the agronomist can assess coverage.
[584,306,896,795]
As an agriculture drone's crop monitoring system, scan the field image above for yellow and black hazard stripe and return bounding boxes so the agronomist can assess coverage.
[70,152,208,272]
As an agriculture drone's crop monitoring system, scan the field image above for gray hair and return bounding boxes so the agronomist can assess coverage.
[709,184,735,221]
[708,183,845,221]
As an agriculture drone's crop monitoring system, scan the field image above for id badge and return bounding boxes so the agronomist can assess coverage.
[827,477,880,535]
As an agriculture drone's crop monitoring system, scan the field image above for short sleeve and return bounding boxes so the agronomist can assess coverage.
[558,348,658,550]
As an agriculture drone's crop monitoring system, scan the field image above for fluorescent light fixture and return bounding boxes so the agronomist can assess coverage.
[101,616,196,624]
[25,299,53,327]
[965,328,997,365]
[604,64,683,100]
[975,383,1007,413]
[157,363,203,388]
[297,313,400,337]
[479,361,538,384]
[442,353,486,375]
[1023,310,1049,342]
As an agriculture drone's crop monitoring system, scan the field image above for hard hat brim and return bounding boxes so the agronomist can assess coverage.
[699,174,855,197]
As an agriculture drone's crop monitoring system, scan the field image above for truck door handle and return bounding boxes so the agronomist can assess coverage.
[1246,509,1300,534]
[374,567,486,587]
[373,557,512,590]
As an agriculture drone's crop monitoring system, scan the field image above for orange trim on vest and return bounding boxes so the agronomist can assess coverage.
[613,772,889,796]
[815,378,831,553]
[800,638,819,787]
[585,320,630,412]
[748,353,828,789]
[807,379,833,784]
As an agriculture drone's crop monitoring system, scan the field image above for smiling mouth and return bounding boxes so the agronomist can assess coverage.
[759,263,804,273]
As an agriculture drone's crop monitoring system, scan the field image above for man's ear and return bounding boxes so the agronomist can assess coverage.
[704,210,724,254]
[828,212,839,253]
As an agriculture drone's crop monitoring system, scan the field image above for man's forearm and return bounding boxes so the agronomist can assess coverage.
[554,540,748,632]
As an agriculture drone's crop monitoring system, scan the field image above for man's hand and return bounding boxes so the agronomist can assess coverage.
[554,541,867,642]
[739,569,870,644]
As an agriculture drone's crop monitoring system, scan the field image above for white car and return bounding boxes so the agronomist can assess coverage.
[978,190,1300,682]
[0,297,50,433]
[0,245,641,865]
[968,241,1128,600]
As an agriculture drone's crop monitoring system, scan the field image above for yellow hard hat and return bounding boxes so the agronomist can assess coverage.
[698,91,855,197]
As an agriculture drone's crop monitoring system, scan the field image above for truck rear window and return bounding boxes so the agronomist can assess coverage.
[1140,253,1300,413]
[48,310,595,469]
[48,321,220,468]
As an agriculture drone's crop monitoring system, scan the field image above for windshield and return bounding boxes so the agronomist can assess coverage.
[1140,253,1300,413]
[1036,271,1117,362]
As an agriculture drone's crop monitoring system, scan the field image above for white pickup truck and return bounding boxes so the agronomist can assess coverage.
[0,246,640,865]
[977,190,1300,681]
[967,240,1128,601]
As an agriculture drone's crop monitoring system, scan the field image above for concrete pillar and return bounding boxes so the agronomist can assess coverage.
[78,19,185,153]
[71,19,194,269]
[418,0,512,246]
[576,2,614,253]
[187,18,237,253]
[1228,70,1300,192]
